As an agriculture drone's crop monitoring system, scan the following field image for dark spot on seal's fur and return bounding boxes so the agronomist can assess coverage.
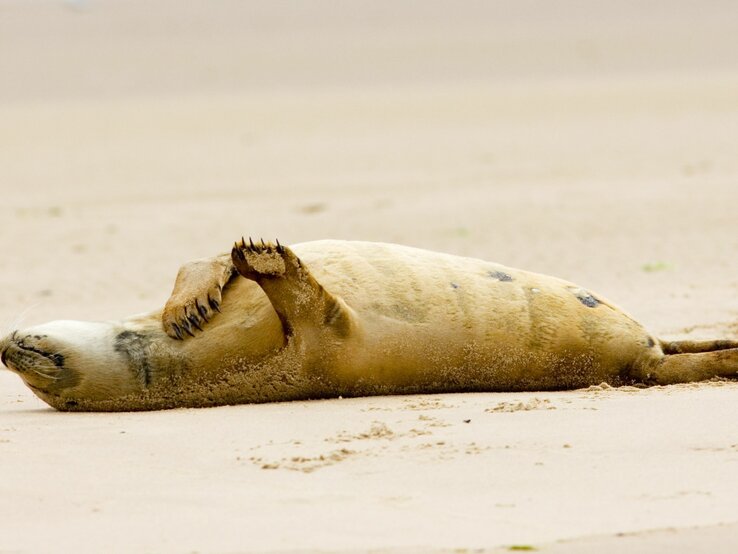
[65,400,78,408]
[114,330,152,386]
[488,271,513,282]
[450,282,459,289]
[574,290,600,308]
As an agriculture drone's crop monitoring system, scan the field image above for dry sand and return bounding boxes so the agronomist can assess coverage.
[1,1,738,552]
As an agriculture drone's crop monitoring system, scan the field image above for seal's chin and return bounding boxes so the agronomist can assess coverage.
[0,320,144,409]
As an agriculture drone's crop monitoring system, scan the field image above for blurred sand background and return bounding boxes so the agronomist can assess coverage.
[1,1,738,552]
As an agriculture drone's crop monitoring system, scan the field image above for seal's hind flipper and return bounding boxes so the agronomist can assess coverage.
[659,339,738,354]
[642,347,738,384]
[231,238,354,339]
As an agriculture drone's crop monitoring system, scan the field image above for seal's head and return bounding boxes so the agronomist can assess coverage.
[0,321,146,410]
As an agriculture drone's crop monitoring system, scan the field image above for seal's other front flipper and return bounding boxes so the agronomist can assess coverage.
[231,238,354,339]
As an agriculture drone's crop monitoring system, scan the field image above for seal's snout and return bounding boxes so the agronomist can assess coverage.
[0,332,11,368]
[0,331,18,370]
[0,330,65,379]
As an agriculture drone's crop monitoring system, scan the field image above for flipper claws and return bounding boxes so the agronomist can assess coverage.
[195,299,209,322]
[188,315,203,332]
[233,243,246,261]
[180,319,196,337]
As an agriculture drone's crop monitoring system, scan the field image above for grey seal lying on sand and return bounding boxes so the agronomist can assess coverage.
[2,240,736,411]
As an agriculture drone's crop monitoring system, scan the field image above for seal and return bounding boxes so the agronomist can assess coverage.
[1,239,737,411]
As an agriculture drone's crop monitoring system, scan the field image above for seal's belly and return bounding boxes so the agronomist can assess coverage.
[295,241,653,387]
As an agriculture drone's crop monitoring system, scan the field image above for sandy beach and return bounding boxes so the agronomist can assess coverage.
[1,1,738,552]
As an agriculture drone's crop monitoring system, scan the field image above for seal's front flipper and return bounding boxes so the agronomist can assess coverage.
[162,253,236,339]
[231,238,354,339]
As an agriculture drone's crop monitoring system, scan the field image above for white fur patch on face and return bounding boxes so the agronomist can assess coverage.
[25,320,122,363]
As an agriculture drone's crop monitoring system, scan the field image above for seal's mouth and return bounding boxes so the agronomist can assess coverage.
[15,342,65,368]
